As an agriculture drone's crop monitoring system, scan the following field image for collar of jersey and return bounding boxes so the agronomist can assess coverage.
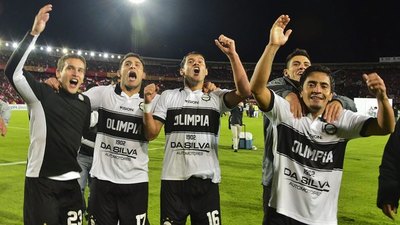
[115,83,140,99]
[121,91,140,99]
[306,113,324,122]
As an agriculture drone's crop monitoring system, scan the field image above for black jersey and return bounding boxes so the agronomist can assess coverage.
[4,32,91,178]
[377,119,400,209]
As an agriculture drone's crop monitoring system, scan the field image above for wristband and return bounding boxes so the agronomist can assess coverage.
[143,102,153,113]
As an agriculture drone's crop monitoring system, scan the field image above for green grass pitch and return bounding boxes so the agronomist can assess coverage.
[0,111,396,224]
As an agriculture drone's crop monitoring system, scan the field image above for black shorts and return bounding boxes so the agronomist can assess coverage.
[263,185,273,225]
[24,177,83,225]
[88,178,149,225]
[161,177,221,225]
[264,207,307,225]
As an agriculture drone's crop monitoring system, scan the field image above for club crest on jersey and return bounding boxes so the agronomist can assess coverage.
[139,102,144,111]
[78,94,85,101]
[201,94,211,101]
[323,123,337,135]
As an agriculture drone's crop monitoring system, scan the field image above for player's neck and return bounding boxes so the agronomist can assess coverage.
[184,82,203,92]
[121,85,140,97]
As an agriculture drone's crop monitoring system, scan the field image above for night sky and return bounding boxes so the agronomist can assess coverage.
[0,0,399,63]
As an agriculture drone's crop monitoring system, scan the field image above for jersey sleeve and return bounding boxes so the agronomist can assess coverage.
[263,91,293,126]
[334,110,370,139]
[84,85,108,110]
[214,89,231,113]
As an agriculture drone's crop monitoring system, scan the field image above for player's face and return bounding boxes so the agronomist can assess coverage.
[300,72,333,115]
[180,54,208,88]
[284,55,311,81]
[119,56,145,92]
[56,58,85,94]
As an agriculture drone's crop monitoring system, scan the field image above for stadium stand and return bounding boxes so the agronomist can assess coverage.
[1,43,400,109]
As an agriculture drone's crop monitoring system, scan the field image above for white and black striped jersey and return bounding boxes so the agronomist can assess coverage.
[85,85,158,184]
[4,32,91,179]
[265,91,371,225]
[153,87,230,183]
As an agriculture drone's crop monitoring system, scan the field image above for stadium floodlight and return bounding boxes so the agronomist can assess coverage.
[56,48,60,52]
[90,52,95,57]
[111,55,115,59]
[84,52,88,55]
[71,50,75,53]
[103,53,109,58]
[12,42,18,49]
[77,50,82,55]
[40,46,44,51]
[129,0,146,4]
[46,46,52,52]
[62,48,68,54]
[5,42,9,47]
[117,55,121,59]
[99,53,102,57]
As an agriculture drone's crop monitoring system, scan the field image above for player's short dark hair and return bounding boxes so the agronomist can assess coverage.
[56,54,86,72]
[300,65,335,93]
[180,51,206,68]
[286,48,311,67]
[119,53,145,70]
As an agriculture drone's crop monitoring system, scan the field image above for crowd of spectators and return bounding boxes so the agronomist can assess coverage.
[1,49,400,108]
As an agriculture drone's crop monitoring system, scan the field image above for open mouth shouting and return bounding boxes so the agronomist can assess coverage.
[128,71,137,81]
[69,78,79,88]
[193,66,200,75]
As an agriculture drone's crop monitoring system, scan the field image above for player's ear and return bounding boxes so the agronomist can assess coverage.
[55,70,61,79]
[327,92,333,102]
[283,69,289,77]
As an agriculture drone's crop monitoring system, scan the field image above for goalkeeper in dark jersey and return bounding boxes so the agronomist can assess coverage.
[4,4,91,225]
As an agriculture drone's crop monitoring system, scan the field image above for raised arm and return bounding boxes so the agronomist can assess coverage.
[30,4,52,36]
[5,4,52,78]
[4,4,53,103]
[363,73,395,135]
[143,83,163,141]
[250,15,292,111]
[214,35,251,108]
